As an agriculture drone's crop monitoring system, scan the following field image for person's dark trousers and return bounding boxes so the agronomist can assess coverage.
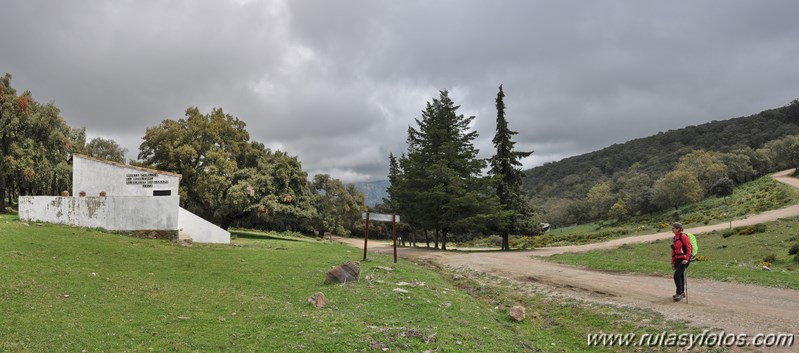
[673,261,690,295]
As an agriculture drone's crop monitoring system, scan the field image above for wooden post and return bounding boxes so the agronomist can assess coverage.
[363,212,370,261]
[392,214,397,263]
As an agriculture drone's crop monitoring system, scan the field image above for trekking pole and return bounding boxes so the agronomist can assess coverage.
[684,266,688,304]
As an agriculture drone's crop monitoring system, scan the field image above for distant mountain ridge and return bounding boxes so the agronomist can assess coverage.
[353,180,390,207]
[522,100,799,201]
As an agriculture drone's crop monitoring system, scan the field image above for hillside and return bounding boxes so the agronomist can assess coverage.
[523,100,799,201]
[353,179,390,207]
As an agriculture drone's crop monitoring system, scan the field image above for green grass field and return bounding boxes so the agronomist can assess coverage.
[459,174,799,249]
[548,217,799,289]
[1,213,724,352]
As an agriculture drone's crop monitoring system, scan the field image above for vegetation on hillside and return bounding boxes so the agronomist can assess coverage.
[526,99,799,227]
[458,174,799,249]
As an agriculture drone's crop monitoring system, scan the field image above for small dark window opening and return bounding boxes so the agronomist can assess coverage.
[153,190,172,196]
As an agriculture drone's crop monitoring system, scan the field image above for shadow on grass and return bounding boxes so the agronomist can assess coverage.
[231,230,306,242]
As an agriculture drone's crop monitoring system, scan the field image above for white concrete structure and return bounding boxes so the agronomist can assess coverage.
[72,154,180,197]
[19,154,230,244]
[178,207,230,243]
[19,196,179,230]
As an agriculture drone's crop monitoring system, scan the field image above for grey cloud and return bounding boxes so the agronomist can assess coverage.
[2,0,799,183]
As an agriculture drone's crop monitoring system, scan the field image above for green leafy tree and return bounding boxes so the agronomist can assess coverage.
[607,198,629,221]
[722,150,757,184]
[489,85,534,250]
[310,174,366,236]
[0,74,72,210]
[139,107,246,228]
[675,150,727,194]
[28,102,72,196]
[246,146,316,232]
[765,135,799,171]
[343,184,367,233]
[586,181,614,220]
[85,137,127,163]
[653,170,703,210]
[67,128,128,163]
[139,107,297,230]
[614,171,653,216]
[68,127,88,155]
[710,177,734,205]
[0,74,17,211]
[748,148,774,176]
[542,198,575,227]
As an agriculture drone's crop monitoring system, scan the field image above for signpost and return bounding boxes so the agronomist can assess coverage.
[362,212,401,263]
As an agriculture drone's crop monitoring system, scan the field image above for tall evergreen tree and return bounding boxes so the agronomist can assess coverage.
[489,85,534,250]
[385,153,402,212]
[396,90,493,249]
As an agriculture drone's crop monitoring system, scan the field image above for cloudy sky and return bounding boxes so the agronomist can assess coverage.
[3,1,799,183]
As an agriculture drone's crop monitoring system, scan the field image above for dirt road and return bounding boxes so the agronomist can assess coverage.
[336,169,799,343]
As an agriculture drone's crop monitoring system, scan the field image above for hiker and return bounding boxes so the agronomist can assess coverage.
[670,222,692,301]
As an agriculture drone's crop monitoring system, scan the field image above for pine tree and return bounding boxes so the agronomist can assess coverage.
[489,85,534,250]
[394,90,492,250]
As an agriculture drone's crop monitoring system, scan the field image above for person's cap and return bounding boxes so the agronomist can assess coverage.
[672,222,683,229]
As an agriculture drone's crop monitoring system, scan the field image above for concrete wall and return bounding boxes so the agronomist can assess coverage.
[21,155,229,244]
[178,207,231,244]
[19,196,179,231]
[72,155,180,197]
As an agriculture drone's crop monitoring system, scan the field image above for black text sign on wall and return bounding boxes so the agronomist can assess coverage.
[125,173,169,188]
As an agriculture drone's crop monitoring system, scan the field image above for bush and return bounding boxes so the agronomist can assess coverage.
[789,244,799,256]
[722,230,735,238]
[763,254,777,263]
[735,224,767,235]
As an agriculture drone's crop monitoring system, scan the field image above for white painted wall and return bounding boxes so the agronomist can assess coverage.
[72,154,180,197]
[19,196,179,231]
[178,207,231,244]
[20,155,230,244]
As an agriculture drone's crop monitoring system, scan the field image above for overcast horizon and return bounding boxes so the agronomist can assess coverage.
[3,0,799,183]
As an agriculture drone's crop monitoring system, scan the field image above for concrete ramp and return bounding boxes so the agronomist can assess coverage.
[178,207,230,244]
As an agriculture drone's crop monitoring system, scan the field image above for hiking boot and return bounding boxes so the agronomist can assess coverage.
[673,293,684,301]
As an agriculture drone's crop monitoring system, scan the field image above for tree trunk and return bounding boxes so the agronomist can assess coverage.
[424,230,430,248]
[441,230,447,250]
[0,177,6,213]
[434,229,439,250]
[502,231,510,251]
